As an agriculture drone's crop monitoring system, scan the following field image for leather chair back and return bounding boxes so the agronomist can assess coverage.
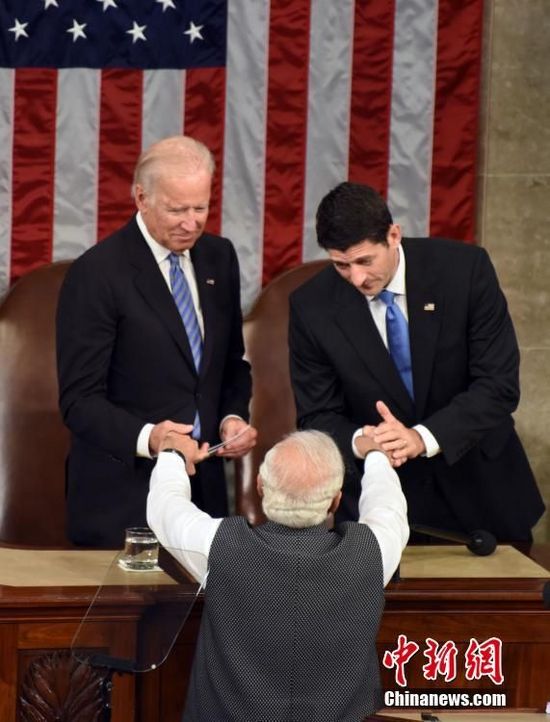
[0,262,71,547]
[235,260,329,524]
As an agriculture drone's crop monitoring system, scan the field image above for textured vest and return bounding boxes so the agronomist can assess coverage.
[183,517,385,721]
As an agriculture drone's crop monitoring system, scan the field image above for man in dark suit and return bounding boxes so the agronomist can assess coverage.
[147,428,408,720]
[56,136,256,547]
[289,182,545,542]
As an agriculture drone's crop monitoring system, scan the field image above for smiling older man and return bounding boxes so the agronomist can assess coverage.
[57,135,256,547]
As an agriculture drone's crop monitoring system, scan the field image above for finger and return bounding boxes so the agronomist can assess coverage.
[217,436,256,458]
[373,417,402,432]
[379,438,408,452]
[171,423,194,433]
[375,400,397,424]
[220,419,246,438]
[361,425,376,437]
[373,429,402,444]
[197,443,210,461]
[223,426,255,447]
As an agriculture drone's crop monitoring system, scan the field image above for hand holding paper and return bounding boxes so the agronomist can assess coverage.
[215,418,257,458]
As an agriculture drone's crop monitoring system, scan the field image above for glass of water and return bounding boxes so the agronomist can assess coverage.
[119,527,159,571]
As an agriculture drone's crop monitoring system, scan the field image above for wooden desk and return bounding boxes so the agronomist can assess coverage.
[0,546,549,721]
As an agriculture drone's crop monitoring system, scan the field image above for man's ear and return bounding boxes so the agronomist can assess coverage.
[387,223,402,247]
[134,184,148,213]
[256,474,264,498]
[328,490,342,515]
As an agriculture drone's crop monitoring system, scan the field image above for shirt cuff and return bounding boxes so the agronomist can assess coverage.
[414,424,440,458]
[157,449,187,472]
[137,423,155,459]
[351,428,364,458]
[363,449,390,469]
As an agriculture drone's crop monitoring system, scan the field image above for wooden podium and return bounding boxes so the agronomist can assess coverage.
[0,545,549,721]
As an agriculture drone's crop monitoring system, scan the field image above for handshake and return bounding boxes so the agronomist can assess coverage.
[157,418,258,475]
[159,428,210,475]
[358,399,426,468]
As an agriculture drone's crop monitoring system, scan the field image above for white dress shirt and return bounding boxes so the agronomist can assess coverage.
[134,213,205,457]
[134,213,242,457]
[351,244,440,459]
[136,211,205,334]
[147,450,409,587]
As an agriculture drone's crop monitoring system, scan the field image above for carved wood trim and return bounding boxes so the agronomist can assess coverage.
[19,651,106,722]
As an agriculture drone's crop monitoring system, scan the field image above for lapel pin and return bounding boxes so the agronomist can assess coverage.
[206,278,215,285]
[424,303,435,311]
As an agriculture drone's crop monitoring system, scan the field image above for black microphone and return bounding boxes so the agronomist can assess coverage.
[410,524,497,556]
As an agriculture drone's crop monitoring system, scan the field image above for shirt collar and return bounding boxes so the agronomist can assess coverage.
[136,211,191,265]
[367,243,406,301]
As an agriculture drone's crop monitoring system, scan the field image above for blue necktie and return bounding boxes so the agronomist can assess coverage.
[378,289,414,400]
[168,252,203,438]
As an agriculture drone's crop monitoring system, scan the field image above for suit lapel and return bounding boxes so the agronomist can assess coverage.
[332,275,414,415]
[190,243,217,378]
[126,222,198,374]
[403,239,442,419]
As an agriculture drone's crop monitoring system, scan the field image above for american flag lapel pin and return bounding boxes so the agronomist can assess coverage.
[424,302,435,311]
[206,278,215,285]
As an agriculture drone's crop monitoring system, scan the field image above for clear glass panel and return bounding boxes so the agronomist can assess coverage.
[71,546,207,673]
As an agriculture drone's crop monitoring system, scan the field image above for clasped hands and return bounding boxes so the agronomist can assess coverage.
[150,417,257,474]
[361,400,425,468]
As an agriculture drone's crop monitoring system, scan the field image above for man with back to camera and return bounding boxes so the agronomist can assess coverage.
[147,426,408,721]
[288,181,544,542]
[56,135,257,548]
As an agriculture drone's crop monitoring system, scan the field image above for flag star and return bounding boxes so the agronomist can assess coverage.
[96,0,118,9]
[8,19,29,41]
[44,0,59,8]
[156,0,176,10]
[67,19,87,42]
[184,21,204,44]
[127,21,147,44]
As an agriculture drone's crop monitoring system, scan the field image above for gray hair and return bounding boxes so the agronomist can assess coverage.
[259,431,344,528]
[131,135,215,199]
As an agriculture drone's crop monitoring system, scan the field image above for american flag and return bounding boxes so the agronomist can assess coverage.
[0,0,483,310]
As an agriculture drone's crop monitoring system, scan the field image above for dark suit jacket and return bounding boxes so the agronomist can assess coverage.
[56,217,251,547]
[289,238,545,541]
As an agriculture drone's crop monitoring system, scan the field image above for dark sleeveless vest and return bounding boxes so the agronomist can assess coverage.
[184,517,385,721]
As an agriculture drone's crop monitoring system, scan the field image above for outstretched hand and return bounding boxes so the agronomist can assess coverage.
[159,426,210,475]
[355,433,384,459]
[371,400,425,467]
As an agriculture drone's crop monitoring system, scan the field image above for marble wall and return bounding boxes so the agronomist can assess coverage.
[477,0,550,540]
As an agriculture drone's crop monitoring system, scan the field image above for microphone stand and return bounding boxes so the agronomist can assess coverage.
[90,654,135,722]
[410,524,497,556]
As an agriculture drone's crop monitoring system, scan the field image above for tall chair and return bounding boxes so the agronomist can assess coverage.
[235,260,329,524]
[0,262,71,547]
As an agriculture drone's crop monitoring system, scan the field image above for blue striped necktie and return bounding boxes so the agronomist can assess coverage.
[378,289,414,400]
[168,252,203,437]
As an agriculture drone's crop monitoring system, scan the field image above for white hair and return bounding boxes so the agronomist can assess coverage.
[131,135,215,199]
[259,431,344,528]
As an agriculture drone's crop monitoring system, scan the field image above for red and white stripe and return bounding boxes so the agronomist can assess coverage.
[0,0,483,310]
